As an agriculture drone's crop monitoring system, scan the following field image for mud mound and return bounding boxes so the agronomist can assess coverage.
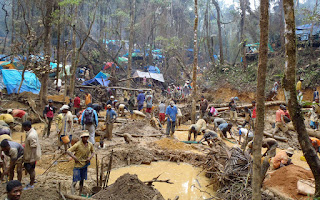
[106,144,154,168]
[48,95,68,102]
[117,120,161,135]
[21,187,59,200]
[264,165,314,199]
[18,92,39,100]
[92,173,165,200]
[37,155,74,176]
[0,101,28,110]
[154,138,194,151]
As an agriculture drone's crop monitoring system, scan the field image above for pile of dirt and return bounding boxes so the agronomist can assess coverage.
[264,165,314,199]
[48,95,68,102]
[117,120,161,135]
[37,155,74,176]
[92,173,165,200]
[20,187,60,200]
[154,138,195,151]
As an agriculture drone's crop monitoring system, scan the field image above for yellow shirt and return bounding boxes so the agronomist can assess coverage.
[55,114,63,132]
[0,114,14,124]
[296,81,302,91]
[68,140,94,168]
[85,94,92,105]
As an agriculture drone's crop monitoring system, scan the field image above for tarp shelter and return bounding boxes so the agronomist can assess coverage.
[117,57,128,63]
[82,71,110,87]
[0,69,41,94]
[133,70,164,82]
[245,43,274,52]
[296,23,320,41]
[0,61,16,69]
[147,66,160,73]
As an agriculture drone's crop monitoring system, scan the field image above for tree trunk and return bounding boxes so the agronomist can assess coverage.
[283,0,320,197]
[279,0,285,51]
[239,0,247,69]
[205,0,215,67]
[56,3,61,86]
[127,0,136,88]
[252,0,269,199]
[40,0,53,106]
[191,0,198,124]
[212,0,224,65]
[69,5,78,97]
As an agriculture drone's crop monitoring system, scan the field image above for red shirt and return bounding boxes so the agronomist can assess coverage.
[74,97,81,108]
[252,106,256,118]
[276,109,285,122]
[12,109,26,118]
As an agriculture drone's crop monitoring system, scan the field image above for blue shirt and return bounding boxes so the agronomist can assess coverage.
[166,105,178,122]
[81,107,99,126]
[137,93,145,105]
[106,109,117,120]
[218,123,228,131]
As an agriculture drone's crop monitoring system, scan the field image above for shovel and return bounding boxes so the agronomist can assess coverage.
[42,153,65,175]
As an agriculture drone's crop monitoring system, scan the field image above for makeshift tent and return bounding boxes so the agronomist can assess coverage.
[0,69,41,94]
[133,70,164,82]
[245,43,274,52]
[147,66,160,74]
[117,57,128,63]
[0,61,16,69]
[82,71,110,86]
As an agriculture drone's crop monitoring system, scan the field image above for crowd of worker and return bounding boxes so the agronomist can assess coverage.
[0,77,319,199]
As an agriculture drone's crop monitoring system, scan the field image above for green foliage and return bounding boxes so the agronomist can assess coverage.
[59,0,82,7]
[112,9,129,19]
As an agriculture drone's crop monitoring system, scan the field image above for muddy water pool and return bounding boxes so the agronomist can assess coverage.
[108,161,215,200]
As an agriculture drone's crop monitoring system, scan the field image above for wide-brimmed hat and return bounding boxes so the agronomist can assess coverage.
[80,131,90,138]
[286,147,294,155]
[7,109,12,113]
[61,105,69,110]
[107,104,112,108]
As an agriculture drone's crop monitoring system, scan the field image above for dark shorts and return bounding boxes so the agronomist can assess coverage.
[73,164,89,182]
[24,162,36,172]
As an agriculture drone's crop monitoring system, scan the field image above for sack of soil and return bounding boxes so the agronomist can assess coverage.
[297,179,315,196]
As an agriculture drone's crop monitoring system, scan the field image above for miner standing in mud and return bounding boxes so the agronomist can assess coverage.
[199,96,208,119]
[43,100,56,137]
[101,104,117,147]
[166,101,178,136]
[22,121,41,190]
[272,105,290,137]
[81,104,99,145]
[67,132,94,196]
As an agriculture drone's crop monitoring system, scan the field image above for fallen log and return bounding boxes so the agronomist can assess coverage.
[114,133,163,138]
[287,124,320,139]
[75,85,152,91]
[215,101,286,112]
[263,132,287,142]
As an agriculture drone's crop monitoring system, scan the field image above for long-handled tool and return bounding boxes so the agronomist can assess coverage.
[42,153,65,175]
[95,154,99,186]
[103,150,113,188]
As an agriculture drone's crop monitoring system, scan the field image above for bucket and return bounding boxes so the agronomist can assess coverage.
[91,186,102,194]
[61,135,70,144]
[300,155,306,162]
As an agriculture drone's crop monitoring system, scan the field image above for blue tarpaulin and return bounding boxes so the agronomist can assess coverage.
[147,66,160,73]
[82,71,110,87]
[0,69,41,94]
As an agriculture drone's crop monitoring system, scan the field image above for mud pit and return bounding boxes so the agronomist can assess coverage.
[107,161,214,200]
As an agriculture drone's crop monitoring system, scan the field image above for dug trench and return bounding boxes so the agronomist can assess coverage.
[0,89,319,199]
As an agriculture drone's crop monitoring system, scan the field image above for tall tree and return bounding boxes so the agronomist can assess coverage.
[252,0,269,199]
[212,0,224,65]
[239,0,247,69]
[127,0,136,88]
[205,0,215,67]
[282,0,320,197]
[191,0,198,124]
[39,0,54,105]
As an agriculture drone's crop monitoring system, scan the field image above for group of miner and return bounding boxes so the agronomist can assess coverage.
[1,78,320,200]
